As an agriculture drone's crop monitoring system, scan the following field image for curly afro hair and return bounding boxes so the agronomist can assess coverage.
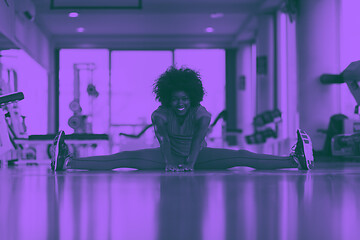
[153,66,206,107]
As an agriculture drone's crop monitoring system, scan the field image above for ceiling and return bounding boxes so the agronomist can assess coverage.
[32,0,284,49]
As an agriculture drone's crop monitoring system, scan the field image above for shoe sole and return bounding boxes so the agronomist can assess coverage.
[297,129,314,170]
[54,131,65,171]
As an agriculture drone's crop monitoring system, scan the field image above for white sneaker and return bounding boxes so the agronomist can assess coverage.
[51,131,68,171]
[290,129,315,170]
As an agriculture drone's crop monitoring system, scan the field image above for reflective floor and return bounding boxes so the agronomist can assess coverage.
[1,162,360,240]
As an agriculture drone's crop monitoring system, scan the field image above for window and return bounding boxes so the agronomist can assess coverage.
[0,49,48,135]
[174,49,226,146]
[59,49,109,134]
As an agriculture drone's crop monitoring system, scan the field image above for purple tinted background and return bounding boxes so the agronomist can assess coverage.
[59,49,225,154]
[59,49,110,135]
[0,0,358,153]
[1,1,360,240]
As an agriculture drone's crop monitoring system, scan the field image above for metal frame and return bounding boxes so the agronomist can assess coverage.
[50,0,142,10]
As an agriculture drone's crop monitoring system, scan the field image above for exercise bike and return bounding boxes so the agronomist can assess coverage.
[0,92,25,165]
[321,60,360,156]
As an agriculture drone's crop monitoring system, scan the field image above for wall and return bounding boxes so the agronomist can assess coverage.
[236,44,257,151]
[255,14,275,114]
[296,0,342,150]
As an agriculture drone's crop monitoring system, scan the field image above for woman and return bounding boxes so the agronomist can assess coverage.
[52,67,314,172]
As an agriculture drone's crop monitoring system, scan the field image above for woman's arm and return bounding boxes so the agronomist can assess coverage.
[185,115,211,170]
[152,115,179,171]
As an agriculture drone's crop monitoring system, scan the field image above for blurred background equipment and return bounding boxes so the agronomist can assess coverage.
[0,91,25,165]
[321,60,360,156]
[0,60,32,164]
[245,109,282,145]
[68,63,98,133]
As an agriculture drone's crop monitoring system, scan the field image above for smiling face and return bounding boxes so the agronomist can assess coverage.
[170,91,191,117]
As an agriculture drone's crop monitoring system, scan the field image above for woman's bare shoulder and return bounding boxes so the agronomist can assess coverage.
[151,105,169,123]
[195,105,211,120]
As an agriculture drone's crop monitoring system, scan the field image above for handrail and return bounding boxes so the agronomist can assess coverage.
[119,124,154,138]
[211,110,227,127]
[211,110,243,133]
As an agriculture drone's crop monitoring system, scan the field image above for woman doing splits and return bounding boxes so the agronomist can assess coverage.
[51,67,314,172]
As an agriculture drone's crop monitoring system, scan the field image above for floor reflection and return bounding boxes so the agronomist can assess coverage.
[158,173,206,240]
[1,163,360,240]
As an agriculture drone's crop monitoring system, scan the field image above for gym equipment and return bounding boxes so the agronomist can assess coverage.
[1,68,27,138]
[246,128,277,144]
[206,110,242,146]
[331,133,360,156]
[0,92,24,105]
[68,115,88,133]
[245,109,281,144]
[68,63,99,133]
[253,109,281,127]
[0,92,25,163]
[119,124,154,138]
[321,60,360,113]
[87,83,99,97]
[15,134,109,160]
[0,60,31,163]
[321,60,360,156]
[317,114,348,155]
[0,93,29,164]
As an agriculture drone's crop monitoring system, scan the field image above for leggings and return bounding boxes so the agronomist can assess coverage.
[67,147,297,170]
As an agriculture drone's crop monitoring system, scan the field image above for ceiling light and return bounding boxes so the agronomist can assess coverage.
[210,13,224,19]
[77,27,85,33]
[69,12,79,18]
[205,27,214,33]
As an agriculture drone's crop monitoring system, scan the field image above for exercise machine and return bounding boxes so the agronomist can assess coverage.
[320,60,360,156]
[0,92,25,165]
[68,63,99,134]
[0,59,34,164]
[1,61,108,164]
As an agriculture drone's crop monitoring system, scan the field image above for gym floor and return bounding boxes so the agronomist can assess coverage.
[1,161,360,240]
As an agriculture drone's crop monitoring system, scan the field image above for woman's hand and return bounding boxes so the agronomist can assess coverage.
[165,161,185,172]
[182,157,196,171]
[166,164,181,172]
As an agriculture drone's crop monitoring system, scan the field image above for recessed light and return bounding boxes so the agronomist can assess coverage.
[77,27,85,33]
[210,13,224,19]
[205,27,214,33]
[69,12,79,18]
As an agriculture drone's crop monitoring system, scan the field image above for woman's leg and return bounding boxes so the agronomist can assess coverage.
[67,148,165,170]
[194,147,297,170]
[67,147,296,170]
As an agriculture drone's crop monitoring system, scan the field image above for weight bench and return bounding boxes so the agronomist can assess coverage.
[14,134,109,161]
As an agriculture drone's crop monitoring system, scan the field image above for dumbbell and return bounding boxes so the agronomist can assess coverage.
[253,109,282,127]
[245,128,277,144]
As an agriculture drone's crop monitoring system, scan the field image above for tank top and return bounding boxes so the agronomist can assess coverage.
[151,105,211,157]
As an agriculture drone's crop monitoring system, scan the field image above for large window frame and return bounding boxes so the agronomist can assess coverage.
[56,48,226,151]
